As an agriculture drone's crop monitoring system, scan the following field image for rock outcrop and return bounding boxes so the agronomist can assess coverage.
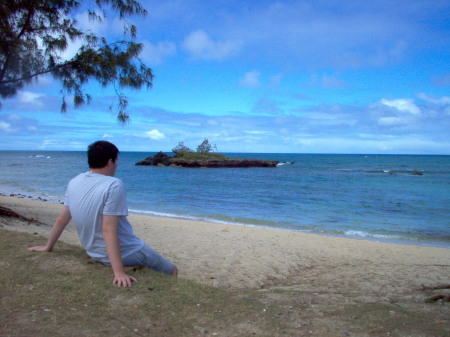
[168,158,279,168]
[135,152,279,168]
[135,152,172,166]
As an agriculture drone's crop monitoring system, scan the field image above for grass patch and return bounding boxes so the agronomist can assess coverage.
[173,152,226,160]
[0,230,280,337]
[340,303,450,336]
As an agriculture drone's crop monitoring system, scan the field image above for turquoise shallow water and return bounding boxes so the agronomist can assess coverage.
[0,151,449,248]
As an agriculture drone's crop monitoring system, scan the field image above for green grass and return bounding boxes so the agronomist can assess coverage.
[0,230,279,337]
[173,152,226,160]
[339,303,450,336]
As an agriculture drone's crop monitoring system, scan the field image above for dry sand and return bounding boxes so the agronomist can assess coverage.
[1,195,449,304]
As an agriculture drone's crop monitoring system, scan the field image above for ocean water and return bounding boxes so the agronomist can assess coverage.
[0,151,449,248]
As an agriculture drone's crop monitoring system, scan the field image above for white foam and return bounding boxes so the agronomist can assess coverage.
[345,230,369,237]
[28,155,51,159]
[130,208,204,221]
[344,230,397,240]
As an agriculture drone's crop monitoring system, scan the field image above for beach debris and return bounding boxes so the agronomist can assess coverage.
[0,205,43,225]
[425,294,450,303]
[417,283,450,304]
[417,283,450,291]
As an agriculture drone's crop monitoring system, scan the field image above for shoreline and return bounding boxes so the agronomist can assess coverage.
[2,191,449,249]
[130,207,450,249]
[1,194,450,293]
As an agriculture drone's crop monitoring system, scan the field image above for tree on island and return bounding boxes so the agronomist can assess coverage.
[172,141,193,157]
[197,138,212,154]
[0,0,152,123]
[172,139,224,160]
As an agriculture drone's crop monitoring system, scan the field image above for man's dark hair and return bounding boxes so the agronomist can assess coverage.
[88,141,119,169]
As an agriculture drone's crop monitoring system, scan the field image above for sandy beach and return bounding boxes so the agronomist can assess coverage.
[1,195,449,304]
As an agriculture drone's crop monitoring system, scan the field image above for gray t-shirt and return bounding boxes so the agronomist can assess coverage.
[64,171,144,260]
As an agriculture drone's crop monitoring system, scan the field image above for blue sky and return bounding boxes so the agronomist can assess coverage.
[1,0,450,154]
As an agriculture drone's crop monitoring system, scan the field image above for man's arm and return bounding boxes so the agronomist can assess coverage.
[28,206,72,252]
[102,215,137,287]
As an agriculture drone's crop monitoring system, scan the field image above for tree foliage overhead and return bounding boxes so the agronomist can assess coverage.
[0,0,153,123]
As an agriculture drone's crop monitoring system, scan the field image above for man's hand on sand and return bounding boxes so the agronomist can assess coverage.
[113,273,138,288]
[28,246,52,252]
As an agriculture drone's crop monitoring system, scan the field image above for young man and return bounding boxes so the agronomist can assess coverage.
[29,140,178,287]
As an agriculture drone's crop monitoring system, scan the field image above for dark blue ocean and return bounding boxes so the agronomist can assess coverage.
[0,151,449,248]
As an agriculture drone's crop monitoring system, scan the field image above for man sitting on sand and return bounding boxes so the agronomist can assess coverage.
[29,140,178,287]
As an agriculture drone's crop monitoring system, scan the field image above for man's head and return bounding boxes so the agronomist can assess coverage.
[88,141,119,169]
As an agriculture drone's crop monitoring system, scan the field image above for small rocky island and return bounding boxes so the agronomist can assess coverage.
[135,140,284,168]
[136,151,279,168]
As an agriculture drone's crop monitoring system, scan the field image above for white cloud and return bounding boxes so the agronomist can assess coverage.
[432,73,450,86]
[252,98,283,115]
[291,134,432,154]
[145,129,165,140]
[0,114,40,135]
[321,74,347,88]
[239,70,261,88]
[38,138,59,150]
[6,114,23,121]
[207,119,219,126]
[58,11,107,61]
[0,121,11,132]
[375,98,422,127]
[310,73,347,89]
[183,29,242,60]
[13,91,47,110]
[416,93,450,105]
[59,11,124,61]
[269,74,283,88]
[59,39,83,61]
[75,11,109,35]
[141,41,177,65]
[380,98,421,115]
[378,116,410,126]
[244,130,270,135]
[238,71,283,88]
[18,91,45,104]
